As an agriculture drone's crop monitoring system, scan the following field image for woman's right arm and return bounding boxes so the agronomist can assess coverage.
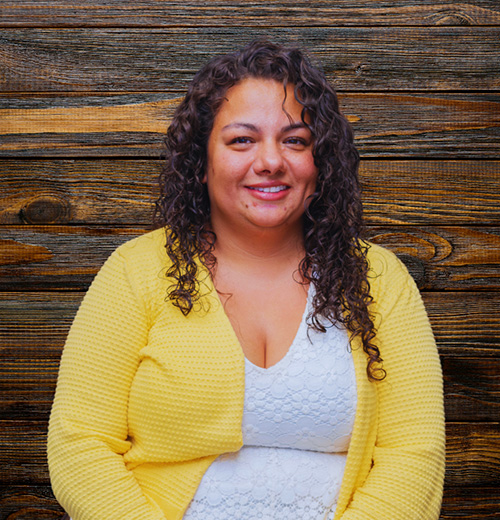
[47,247,165,520]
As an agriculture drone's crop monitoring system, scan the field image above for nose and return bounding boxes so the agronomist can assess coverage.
[253,140,285,176]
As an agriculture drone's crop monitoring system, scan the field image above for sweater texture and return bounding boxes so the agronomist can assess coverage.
[47,228,445,520]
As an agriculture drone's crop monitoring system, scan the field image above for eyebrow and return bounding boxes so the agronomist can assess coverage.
[221,122,309,133]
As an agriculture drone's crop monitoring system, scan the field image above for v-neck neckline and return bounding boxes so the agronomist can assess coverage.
[208,274,312,371]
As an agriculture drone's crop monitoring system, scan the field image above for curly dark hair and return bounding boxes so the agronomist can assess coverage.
[154,39,384,381]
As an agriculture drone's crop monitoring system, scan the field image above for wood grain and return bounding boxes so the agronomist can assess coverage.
[1,93,498,158]
[367,226,500,290]
[0,0,498,516]
[1,159,498,225]
[444,423,500,487]
[423,292,500,356]
[1,28,499,92]
[1,291,498,421]
[1,1,499,27]
[360,160,500,225]
[0,485,66,520]
[440,486,500,519]
[0,225,498,290]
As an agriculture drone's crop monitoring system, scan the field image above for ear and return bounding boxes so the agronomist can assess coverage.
[201,170,208,184]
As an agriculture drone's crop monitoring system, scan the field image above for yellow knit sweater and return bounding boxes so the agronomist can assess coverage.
[47,228,445,520]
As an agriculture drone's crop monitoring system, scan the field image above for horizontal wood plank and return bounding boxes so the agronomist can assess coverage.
[1,1,499,27]
[440,486,500,519]
[1,226,499,290]
[361,160,500,225]
[0,485,64,519]
[1,421,497,487]
[1,159,498,226]
[2,484,500,520]
[1,291,498,421]
[1,93,498,158]
[368,225,500,290]
[444,423,500,488]
[1,28,499,92]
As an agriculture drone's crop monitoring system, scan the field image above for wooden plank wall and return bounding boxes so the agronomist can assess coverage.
[0,1,499,518]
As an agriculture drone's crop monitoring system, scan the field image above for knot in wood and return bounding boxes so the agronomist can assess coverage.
[430,10,474,26]
[21,195,70,224]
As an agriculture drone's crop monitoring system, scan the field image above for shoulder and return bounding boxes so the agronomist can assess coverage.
[364,241,414,292]
[104,228,169,278]
[95,228,170,304]
[362,241,423,321]
[113,227,167,264]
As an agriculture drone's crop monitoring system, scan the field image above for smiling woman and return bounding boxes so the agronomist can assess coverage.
[205,78,318,237]
[47,40,445,520]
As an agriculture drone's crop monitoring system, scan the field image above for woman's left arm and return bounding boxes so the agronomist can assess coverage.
[341,249,446,519]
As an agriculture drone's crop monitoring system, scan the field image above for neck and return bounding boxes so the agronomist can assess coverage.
[210,220,306,275]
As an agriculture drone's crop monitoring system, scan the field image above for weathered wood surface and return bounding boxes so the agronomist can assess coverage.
[0,3,498,519]
[1,93,499,158]
[1,291,498,422]
[2,485,499,520]
[1,420,497,488]
[1,28,499,92]
[1,1,499,27]
[0,485,66,520]
[440,486,500,519]
[1,226,499,290]
[1,160,499,225]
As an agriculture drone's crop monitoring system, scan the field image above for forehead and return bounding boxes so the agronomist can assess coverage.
[214,78,305,124]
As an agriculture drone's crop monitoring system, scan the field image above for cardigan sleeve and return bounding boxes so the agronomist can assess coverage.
[340,249,446,520]
[47,246,165,520]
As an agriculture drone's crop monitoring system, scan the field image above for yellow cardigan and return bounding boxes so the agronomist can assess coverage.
[47,228,445,520]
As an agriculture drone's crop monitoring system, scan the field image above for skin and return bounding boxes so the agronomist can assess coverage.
[204,78,318,368]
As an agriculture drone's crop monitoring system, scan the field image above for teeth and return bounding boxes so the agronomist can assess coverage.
[250,186,287,193]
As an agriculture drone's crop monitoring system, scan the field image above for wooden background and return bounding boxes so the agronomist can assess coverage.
[0,1,499,518]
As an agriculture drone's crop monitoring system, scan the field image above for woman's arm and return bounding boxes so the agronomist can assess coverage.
[47,246,165,520]
[341,249,446,519]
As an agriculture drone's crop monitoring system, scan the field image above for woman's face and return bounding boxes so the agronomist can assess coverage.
[204,77,318,236]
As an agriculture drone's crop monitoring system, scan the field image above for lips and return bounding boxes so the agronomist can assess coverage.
[247,185,289,193]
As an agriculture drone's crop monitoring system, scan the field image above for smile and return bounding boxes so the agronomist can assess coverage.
[248,185,289,193]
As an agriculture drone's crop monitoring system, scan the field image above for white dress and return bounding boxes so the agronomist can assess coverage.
[183,288,357,520]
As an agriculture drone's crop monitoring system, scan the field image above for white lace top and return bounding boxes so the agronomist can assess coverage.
[183,288,357,520]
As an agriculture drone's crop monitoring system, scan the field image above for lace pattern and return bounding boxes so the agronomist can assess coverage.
[184,287,357,519]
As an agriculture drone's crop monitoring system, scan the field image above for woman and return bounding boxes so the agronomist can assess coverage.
[48,40,445,520]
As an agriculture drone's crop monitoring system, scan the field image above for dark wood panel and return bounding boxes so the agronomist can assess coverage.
[441,357,500,422]
[440,486,500,519]
[423,292,500,356]
[0,160,160,226]
[1,28,499,92]
[0,292,80,421]
[361,160,500,225]
[367,226,500,290]
[0,227,143,290]
[444,423,500,488]
[2,421,497,487]
[1,225,498,290]
[1,160,499,226]
[1,93,498,158]
[1,291,498,421]
[0,485,64,519]
[0,1,499,27]
[2,484,500,520]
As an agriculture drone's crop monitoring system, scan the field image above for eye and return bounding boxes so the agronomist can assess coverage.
[284,137,308,149]
[229,136,253,145]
